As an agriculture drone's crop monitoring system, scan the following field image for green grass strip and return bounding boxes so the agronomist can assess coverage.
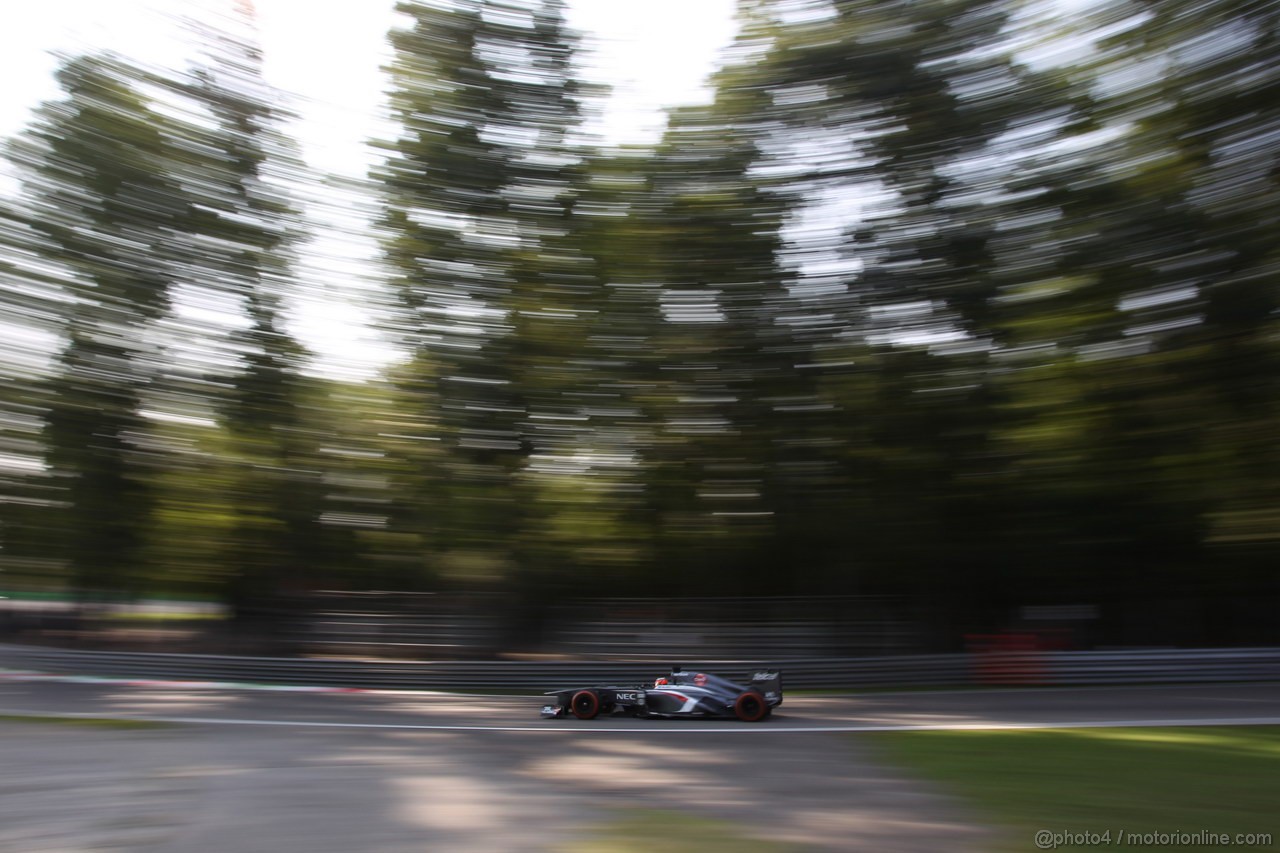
[868,726,1280,851]
[0,713,166,729]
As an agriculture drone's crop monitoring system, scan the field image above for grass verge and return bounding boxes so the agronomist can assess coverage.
[102,612,224,622]
[868,726,1280,851]
[567,809,801,852]
[0,713,166,729]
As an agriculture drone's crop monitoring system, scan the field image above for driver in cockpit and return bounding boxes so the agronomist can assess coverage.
[657,665,686,687]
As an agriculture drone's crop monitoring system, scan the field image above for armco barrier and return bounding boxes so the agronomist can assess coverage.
[1,644,1278,692]
[1046,647,1280,685]
[0,644,964,691]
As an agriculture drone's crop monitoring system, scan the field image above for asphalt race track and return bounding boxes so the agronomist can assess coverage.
[3,677,1279,731]
[2,679,1277,852]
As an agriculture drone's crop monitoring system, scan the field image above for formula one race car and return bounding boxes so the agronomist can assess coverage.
[541,665,783,722]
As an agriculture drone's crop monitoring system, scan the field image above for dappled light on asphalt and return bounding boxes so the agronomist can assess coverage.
[102,687,243,718]
[527,750,725,793]
[392,775,505,832]
[5,679,1277,850]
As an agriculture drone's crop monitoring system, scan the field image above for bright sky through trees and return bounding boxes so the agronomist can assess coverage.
[0,0,740,153]
[0,0,739,377]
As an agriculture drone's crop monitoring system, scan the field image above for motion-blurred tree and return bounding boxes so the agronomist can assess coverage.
[5,54,203,596]
[621,105,801,595]
[176,9,329,616]
[3,15,324,611]
[956,0,1280,613]
[1070,0,1280,579]
[667,0,1060,608]
[2,0,1275,650]
[724,0,1280,627]
[373,0,592,609]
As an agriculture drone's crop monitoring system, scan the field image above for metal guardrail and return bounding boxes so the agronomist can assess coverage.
[548,620,919,660]
[3,644,1279,691]
[1045,648,1280,685]
[279,592,924,661]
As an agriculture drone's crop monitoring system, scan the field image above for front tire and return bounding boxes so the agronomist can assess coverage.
[734,690,768,722]
[571,689,601,720]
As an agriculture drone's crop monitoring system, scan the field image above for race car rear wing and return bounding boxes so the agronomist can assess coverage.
[750,670,783,704]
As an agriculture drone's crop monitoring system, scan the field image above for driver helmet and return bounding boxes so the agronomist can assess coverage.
[654,677,668,686]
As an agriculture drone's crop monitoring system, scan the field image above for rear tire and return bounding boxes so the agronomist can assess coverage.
[571,689,601,720]
[734,690,768,722]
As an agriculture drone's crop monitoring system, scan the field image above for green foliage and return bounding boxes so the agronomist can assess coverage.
[0,714,168,729]
[1,0,1277,642]
[870,727,1280,850]
[4,54,202,593]
[372,0,598,614]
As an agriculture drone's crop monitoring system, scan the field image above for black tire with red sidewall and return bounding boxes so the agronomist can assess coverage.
[734,689,768,722]
[571,689,601,720]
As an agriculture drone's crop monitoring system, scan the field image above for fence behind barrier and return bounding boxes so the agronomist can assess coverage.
[2,644,1278,691]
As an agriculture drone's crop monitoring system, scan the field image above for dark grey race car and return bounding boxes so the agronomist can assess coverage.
[541,665,783,722]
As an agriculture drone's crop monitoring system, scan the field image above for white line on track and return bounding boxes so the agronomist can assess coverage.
[4,670,1278,700]
[3,709,1280,733]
